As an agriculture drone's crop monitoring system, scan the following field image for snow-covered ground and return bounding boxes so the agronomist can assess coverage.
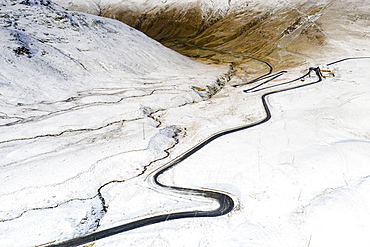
[0,1,228,246]
[89,58,370,247]
[1,0,370,247]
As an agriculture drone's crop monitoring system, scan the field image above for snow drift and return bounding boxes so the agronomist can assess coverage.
[0,0,222,104]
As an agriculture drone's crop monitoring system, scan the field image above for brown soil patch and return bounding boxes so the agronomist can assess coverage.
[87,0,370,71]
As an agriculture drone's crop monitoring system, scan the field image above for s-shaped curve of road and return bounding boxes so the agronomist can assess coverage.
[45,55,370,247]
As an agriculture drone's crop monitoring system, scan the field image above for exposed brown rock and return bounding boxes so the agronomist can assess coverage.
[56,0,370,70]
[96,1,330,69]
[100,2,225,41]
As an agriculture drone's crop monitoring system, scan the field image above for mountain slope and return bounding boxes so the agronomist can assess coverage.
[0,1,229,245]
[1,1,369,247]
[0,0,225,104]
[55,0,370,68]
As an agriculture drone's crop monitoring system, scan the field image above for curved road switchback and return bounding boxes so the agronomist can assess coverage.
[170,41,274,86]
[326,56,370,66]
[46,56,369,247]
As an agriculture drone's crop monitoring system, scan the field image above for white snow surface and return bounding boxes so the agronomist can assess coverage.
[0,0,228,246]
[0,0,224,105]
[174,63,370,247]
[1,1,370,247]
[54,0,233,16]
[53,0,300,16]
[94,59,370,247]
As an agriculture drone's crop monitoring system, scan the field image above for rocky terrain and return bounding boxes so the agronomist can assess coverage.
[55,0,370,69]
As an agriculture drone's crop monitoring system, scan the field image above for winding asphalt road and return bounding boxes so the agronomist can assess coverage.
[46,56,369,247]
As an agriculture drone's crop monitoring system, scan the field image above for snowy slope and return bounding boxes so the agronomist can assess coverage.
[1,1,369,247]
[151,60,370,247]
[93,55,370,247]
[0,1,229,246]
[56,0,370,69]
[54,0,232,16]
[0,0,225,104]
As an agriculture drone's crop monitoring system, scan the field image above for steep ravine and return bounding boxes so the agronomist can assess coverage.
[55,0,370,69]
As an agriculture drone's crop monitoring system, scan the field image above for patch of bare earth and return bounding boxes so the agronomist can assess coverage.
[59,0,370,73]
